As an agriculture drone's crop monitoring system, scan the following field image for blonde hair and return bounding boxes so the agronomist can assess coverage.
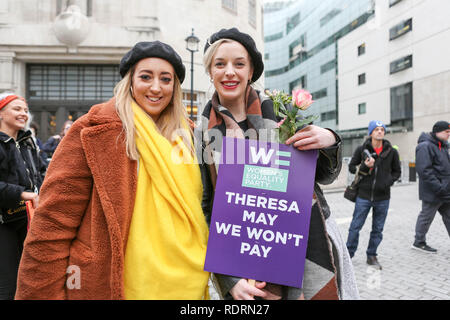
[113,66,193,161]
[203,39,232,77]
[203,38,254,81]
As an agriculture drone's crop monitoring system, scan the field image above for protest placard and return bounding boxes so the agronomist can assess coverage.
[204,137,318,288]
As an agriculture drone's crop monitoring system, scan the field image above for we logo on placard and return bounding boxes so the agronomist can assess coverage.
[249,146,291,168]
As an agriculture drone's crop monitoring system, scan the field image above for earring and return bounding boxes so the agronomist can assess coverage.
[210,78,213,83]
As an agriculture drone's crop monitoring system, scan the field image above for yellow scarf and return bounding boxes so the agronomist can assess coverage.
[124,101,210,300]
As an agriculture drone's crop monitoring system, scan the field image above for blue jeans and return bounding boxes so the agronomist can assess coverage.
[346,197,390,257]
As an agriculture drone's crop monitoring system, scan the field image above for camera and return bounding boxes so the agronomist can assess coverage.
[363,149,377,160]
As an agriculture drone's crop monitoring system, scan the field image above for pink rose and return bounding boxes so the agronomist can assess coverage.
[292,89,313,110]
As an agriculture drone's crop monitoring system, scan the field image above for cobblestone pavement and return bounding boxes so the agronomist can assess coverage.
[209,182,450,300]
[326,182,450,300]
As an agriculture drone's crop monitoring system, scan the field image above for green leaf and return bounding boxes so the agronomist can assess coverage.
[295,115,319,129]
[279,103,288,114]
[273,102,280,116]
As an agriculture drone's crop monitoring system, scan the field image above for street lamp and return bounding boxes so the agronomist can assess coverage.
[185,28,200,120]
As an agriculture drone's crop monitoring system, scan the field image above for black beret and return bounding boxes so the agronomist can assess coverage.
[119,41,186,83]
[204,28,264,83]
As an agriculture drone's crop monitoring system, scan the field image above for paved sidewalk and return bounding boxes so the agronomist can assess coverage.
[325,182,450,300]
[209,182,450,300]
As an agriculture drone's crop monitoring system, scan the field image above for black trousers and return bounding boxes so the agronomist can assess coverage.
[0,218,27,300]
[415,201,450,244]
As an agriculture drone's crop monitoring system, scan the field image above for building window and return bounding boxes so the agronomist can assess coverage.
[248,0,256,28]
[389,0,403,7]
[390,55,413,74]
[57,0,93,16]
[320,59,335,74]
[87,0,92,16]
[311,88,327,100]
[320,9,341,27]
[265,10,374,80]
[182,91,200,121]
[27,64,120,102]
[358,73,366,85]
[222,0,237,13]
[264,32,283,42]
[26,63,119,141]
[321,110,336,121]
[358,43,366,56]
[286,12,300,34]
[390,82,413,131]
[289,75,307,92]
[264,53,269,60]
[358,103,367,114]
[389,18,412,41]
[289,33,307,62]
[265,66,289,78]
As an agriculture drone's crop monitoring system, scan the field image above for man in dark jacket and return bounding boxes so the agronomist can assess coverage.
[346,120,401,269]
[413,121,450,253]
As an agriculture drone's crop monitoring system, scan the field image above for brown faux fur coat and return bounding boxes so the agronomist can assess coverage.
[15,98,138,299]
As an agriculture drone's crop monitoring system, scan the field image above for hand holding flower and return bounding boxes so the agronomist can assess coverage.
[285,125,336,150]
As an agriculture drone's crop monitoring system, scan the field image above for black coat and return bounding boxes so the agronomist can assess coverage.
[42,136,60,157]
[0,130,45,219]
[416,132,450,203]
[349,138,401,201]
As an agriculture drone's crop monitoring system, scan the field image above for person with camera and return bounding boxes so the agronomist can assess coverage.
[346,120,401,269]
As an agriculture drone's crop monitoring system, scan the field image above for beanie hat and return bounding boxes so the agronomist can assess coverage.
[0,93,26,111]
[368,120,386,136]
[119,41,186,83]
[204,27,264,82]
[432,120,450,133]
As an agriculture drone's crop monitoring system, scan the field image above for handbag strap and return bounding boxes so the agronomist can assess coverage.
[26,148,39,194]
[351,167,362,186]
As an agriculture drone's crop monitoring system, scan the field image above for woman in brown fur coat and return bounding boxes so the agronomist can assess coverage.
[15,41,211,300]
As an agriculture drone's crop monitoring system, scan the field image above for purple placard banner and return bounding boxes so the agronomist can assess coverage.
[204,137,318,288]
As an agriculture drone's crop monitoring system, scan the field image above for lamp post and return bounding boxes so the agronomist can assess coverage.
[185,28,200,120]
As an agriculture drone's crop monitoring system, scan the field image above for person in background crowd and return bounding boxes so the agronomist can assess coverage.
[29,121,48,166]
[346,120,401,270]
[198,27,358,300]
[413,120,450,253]
[41,120,73,158]
[0,93,44,300]
[16,41,210,299]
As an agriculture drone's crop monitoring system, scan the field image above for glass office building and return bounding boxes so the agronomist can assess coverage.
[263,0,375,129]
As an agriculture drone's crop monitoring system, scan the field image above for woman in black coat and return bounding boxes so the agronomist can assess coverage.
[0,93,44,300]
[198,28,358,300]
